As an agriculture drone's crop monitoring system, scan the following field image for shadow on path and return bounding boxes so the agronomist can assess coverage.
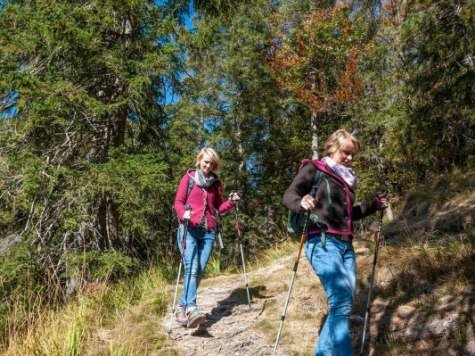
[191,285,267,337]
[353,242,474,355]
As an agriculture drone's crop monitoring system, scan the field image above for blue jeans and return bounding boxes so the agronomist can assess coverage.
[178,225,215,308]
[305,233,356,356]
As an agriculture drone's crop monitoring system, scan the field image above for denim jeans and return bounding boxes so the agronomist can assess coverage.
[305,233,356,356]
[178,225,215,308]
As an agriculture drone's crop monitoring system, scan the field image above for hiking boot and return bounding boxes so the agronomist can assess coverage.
[186,307,206,328]
[350,314,364,325]
[175,306,187,326]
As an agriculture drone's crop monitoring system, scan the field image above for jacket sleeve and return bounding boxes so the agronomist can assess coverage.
[215,180,235,214]
[352,196,382,220]
[283,163,317,212]
[174,173,189,221]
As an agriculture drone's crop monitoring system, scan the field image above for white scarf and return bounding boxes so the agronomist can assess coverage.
[322,157,357,189]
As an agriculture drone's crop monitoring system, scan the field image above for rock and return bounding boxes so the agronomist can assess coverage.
[464,340,475,355]
[0,234,21,255]
[355,247,370,255]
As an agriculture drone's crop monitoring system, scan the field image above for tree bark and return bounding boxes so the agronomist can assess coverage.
[310,72,319,159]
[311,110,319,159]
[265,204,276,240]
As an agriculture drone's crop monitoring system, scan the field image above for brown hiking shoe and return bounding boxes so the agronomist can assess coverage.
[175,306,187,326]
[186,308,206,328]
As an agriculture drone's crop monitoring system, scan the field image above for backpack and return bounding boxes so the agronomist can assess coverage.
[286,167,326,239]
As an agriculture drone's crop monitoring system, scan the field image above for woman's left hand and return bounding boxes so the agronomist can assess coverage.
[229,192,240,202]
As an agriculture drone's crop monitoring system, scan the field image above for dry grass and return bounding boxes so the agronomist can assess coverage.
[251,226,473,356]
[5,232,472,355]
[249,244,328,354]
[4,268,171,355]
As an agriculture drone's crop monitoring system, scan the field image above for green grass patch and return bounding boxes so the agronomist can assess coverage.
[4,265,170,355]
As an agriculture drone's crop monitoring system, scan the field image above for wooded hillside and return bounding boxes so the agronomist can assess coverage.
[0,0,473,350]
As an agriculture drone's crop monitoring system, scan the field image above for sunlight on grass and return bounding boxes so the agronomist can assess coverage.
[6,300,91,355]
[4,266,170,355]
[206,254,223,277]
[249,238,297,271]
[109,344,134,356]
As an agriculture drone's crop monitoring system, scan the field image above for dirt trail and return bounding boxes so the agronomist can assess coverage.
[163,256,295,356]
[161,239,475,356]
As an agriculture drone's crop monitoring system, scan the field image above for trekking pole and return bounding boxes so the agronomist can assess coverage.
[215,209,224,250]
[273,212,311,355]
[234,201,251,308]
[168,205,191,334]
[215,209,224,274]
[359,208,384,355]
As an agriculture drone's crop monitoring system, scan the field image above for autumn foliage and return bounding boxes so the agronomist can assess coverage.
[270,6,365,114]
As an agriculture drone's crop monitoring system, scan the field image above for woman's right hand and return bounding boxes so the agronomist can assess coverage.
[377,190,389,209]
[300,194,317,211]
[229,192,240,203]
[183,210,192,220]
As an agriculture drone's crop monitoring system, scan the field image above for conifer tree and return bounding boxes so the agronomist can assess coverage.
[0,0,181,302]
[173,0,297,250]
[400,0,474,177]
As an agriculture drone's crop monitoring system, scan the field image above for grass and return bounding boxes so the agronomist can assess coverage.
[4,230,473,355]
[6,296,92,355]
[3,267,170,355]
[248,238,298,270]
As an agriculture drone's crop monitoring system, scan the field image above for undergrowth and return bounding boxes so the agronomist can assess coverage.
[3,267,169,355]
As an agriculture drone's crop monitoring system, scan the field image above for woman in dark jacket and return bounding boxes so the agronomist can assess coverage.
[174,147,239,328]
[283,129,387,355]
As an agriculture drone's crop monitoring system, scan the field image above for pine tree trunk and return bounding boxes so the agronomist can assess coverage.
[91,106,127,251]
[310,74,319,159]
[311,110,319,159]
[265,204,276,240]
[235,118,246,189]
[96,191,120,250]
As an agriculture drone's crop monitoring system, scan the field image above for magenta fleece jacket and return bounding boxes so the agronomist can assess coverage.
[174,170,235,231]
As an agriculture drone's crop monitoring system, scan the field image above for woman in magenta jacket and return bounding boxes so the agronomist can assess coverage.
[174,147,239,328]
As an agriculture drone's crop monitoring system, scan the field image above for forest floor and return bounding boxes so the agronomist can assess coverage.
[88,235,474,355]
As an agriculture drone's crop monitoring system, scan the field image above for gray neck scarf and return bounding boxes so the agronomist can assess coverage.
[194,169,218,189]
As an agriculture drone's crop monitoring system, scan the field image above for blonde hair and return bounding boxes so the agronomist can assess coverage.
[323,129,360,157]
[195,147,220,170]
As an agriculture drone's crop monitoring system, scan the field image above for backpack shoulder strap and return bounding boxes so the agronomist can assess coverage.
[310,168,324,197]
[214,179,221,195]
[186,170,196,199]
